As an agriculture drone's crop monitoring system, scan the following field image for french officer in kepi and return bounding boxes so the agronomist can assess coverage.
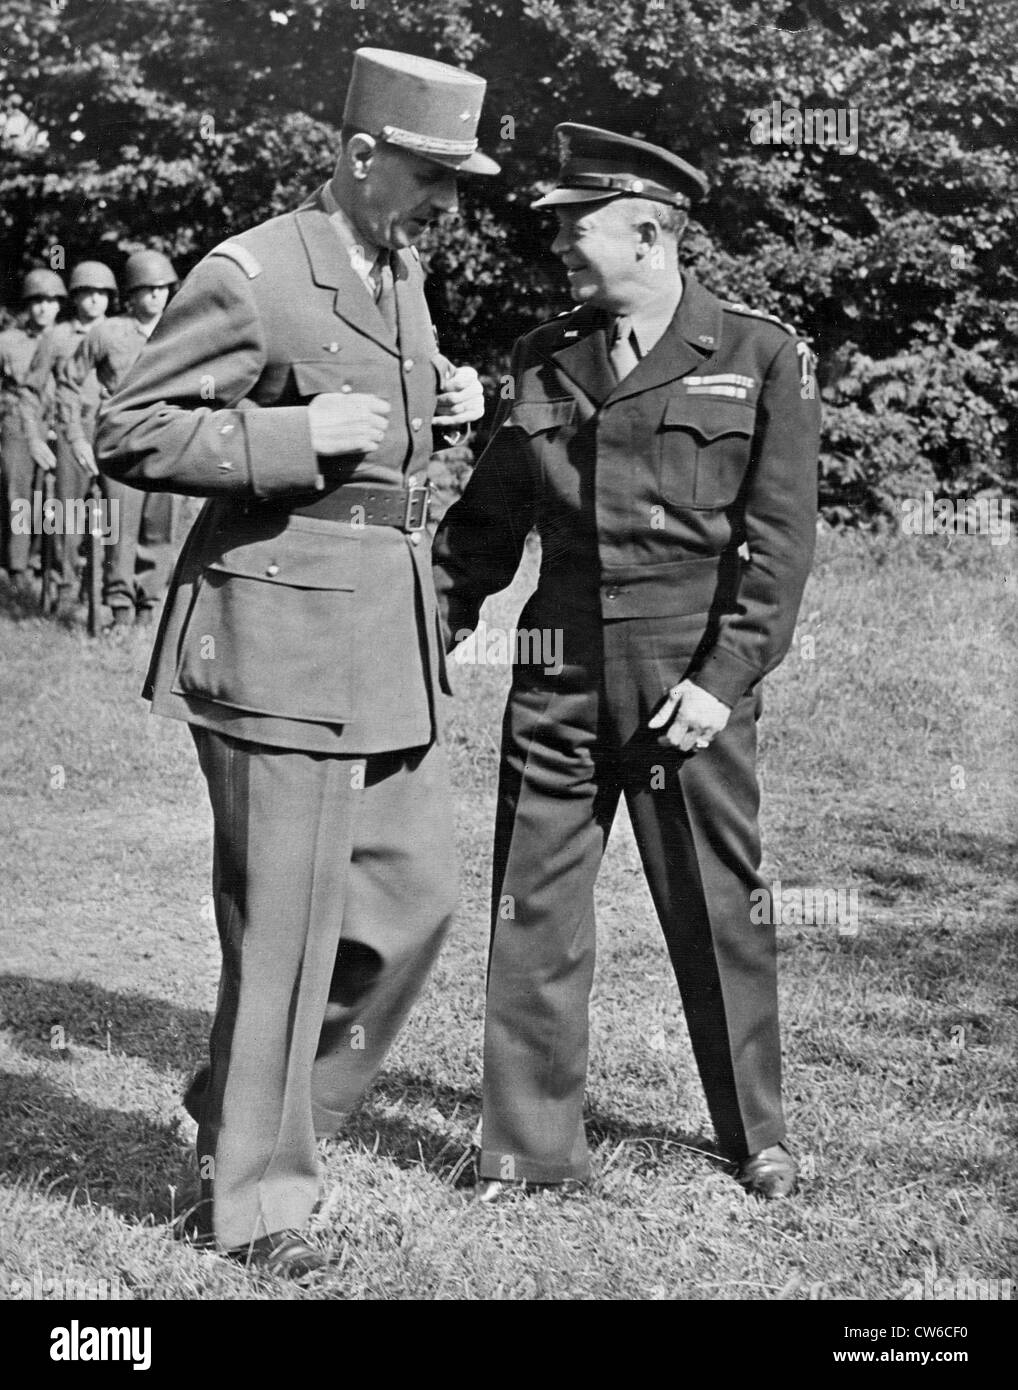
[96,48,499,1277]
[432,124,820,1203]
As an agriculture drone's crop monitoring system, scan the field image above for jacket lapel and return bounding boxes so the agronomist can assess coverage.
[607,273,722,403]
[294,197,398,357]
[546,306,617,409]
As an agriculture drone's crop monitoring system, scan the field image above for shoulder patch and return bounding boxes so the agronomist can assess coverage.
[724,300,799,337]
[208,241,263,279]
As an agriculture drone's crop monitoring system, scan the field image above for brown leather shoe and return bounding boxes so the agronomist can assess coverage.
[736,1143,799,1199]
[226,1230,329,1280]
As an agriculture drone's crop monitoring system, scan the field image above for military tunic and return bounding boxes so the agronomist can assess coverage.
[0,323,46,575]
[21,319,102,588]
[60,315,177,611]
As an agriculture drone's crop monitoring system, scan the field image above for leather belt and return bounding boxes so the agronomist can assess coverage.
[281,482,431,531]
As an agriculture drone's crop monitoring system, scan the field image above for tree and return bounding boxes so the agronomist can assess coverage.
[2,0,1015,518]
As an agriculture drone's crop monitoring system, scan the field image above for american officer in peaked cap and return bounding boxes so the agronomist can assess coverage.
[432,124,820,1202]
[97,48,499,1277]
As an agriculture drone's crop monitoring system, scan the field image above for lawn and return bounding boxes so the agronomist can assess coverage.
[0,524,1015,1301]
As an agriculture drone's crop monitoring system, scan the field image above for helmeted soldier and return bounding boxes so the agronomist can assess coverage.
[0,268,66,594]
[20,260,117,613]
[58,249,180,626]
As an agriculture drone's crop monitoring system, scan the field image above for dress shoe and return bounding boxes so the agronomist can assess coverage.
[135,604,157,627]
[226,1230,329,1280]
[736,1143,798,1199]
[10,571,34,599]
[110,605,134,629]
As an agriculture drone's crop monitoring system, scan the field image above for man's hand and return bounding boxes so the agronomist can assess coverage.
[435,365,485,427]
[308,392,391,455]
[71,439,98,476]
[648,678,731,751]
[29,438,56,472]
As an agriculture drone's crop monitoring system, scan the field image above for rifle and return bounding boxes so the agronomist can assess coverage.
[38,469,59,616]
[85,480,104,637]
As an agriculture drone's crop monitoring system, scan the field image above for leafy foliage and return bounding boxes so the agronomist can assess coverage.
[2,0,1015,520]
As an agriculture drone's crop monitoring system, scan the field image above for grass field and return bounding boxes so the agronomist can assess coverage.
[0,525,1015,1301]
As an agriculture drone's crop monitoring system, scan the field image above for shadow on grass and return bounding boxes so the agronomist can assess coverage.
[338,1068,725,1184]
[0,1070,195,1226]
[0,974,210,1073]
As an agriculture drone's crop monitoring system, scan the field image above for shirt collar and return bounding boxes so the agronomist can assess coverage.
[320,181,383,291]
[627,277,683,357]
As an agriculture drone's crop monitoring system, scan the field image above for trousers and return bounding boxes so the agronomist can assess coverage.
[478,600,784,1183]
[190,728,458,1249]
[102,476,177,610]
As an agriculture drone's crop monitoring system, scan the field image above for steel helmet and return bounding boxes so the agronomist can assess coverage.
[21,268,68,300]
[123,250,178,291]
[69,260,118,293]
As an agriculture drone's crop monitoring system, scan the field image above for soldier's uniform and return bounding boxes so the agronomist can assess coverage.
[432,126,820,1185]
[21,318,102,591]
[0,323,47,578]
[59,315,177,616]
[96,49,499,1252]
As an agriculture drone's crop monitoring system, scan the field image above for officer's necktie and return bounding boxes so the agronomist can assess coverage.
[609,315,641,382]
[371,252,398,339]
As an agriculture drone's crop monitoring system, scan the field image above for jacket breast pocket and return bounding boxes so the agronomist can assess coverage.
[172,525,361,723]
[290,357,392,402]
[658,397,755,508]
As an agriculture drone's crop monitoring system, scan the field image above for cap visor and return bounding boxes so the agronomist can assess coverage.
[531,187,622,208]
[420,149,501,176]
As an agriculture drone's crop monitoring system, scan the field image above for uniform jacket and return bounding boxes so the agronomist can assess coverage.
[432,273,821,709]
[59,315,152,449]
[0,325,46,440]
[21,320,101,446]
[95,185,454,754]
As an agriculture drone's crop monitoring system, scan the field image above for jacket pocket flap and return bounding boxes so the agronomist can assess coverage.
[505,399,577,434]
[664,397,755,442]
[290,358,361,398]
[205,525,360,591]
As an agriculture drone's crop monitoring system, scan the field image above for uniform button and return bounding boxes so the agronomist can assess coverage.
[219,423,234,435]
[327,342,340,353]
[340,384,352,394]
[604,587,618,601]
[411,417,422,432]
[402,358,414,372]
[218,460,233,471]
[265,563,280,577]
[409,532,421,547]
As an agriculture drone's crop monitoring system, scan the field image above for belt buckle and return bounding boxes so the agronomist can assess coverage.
[404,482,430,532]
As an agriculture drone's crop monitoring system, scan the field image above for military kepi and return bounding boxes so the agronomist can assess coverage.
[533,123,707,208]
[344,48,499,176]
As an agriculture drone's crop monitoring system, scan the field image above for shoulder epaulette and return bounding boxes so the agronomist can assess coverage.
[208,241,263,279]
[723,300,799,337]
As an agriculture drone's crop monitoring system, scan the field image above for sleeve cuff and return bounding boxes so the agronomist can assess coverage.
[241,406,321,499]
[689,646,761,708]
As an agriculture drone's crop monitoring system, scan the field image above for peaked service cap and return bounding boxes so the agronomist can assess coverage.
[532,123,708,208]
